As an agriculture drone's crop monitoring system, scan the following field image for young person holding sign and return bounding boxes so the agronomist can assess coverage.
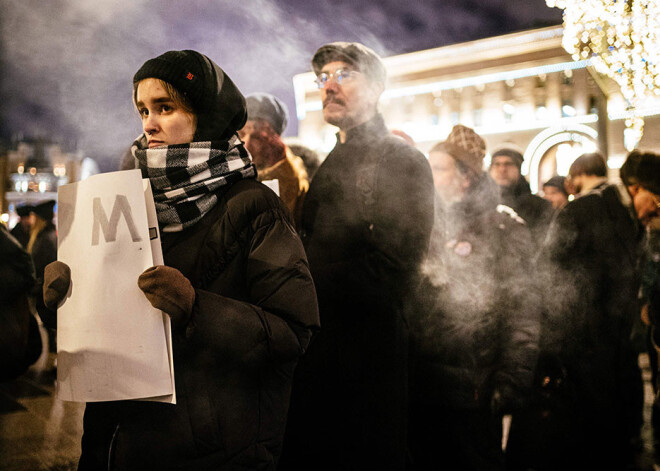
[44,50,319,471]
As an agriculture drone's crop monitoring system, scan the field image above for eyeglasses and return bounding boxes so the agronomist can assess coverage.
[314,68,359,89]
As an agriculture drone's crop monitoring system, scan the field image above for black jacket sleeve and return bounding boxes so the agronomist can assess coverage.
[184,190,319,367]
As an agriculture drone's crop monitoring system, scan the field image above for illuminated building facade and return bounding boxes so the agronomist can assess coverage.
[1,139,99,226]
[292,26,660,192]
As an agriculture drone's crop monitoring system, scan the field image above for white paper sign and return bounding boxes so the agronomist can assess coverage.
[261,179,280,196]
[56,169,175,403]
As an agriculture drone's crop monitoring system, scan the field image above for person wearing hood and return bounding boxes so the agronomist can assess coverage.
[42,50,319,471]
[408,125,540,470]
[489,148,552,247]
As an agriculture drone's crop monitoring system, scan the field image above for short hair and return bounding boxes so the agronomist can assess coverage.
[543,175,568,197]
[568,152,607,178]
[622,150,660,195]
[620,149,644,187]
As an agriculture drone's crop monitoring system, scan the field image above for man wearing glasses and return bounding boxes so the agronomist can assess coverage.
[280,42,434,470]
[537,150,660,469]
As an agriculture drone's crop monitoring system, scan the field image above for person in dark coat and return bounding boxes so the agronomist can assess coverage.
[542,175,569,212]
[0,224,42,381]
[29,200,58,350]
[10,204,33,248]
[489,148,552,247]
[408,125,540,471]
[280,42,435,471]
[43,50,319,471]
[536,151,657,470]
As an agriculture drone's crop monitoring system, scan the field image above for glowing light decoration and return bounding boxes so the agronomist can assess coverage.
[547,0,660,150]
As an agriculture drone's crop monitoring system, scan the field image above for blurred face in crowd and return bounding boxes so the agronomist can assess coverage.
[136,78,196,148]
[543,185,569,210]
[19,213,34,230]
[631,186,660,226]
[567,173,585,194]
[489,155,520,188]
[429,151,471,205]
[238,120,266,168]
[237,119,285,171]
[564,175,578,196]
[318,60,382,133]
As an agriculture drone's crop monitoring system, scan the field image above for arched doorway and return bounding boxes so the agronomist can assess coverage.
[522,124,599,193]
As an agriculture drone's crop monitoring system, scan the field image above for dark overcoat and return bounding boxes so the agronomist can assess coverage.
[281,114,435,470]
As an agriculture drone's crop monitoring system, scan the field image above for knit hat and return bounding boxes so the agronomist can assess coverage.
[246,93,289,135]
[491,148,524,169]
[441,124,486,176]
[312,42,386,85]
[33,200,55,221]
[133,50,247,142]
[543,175,568,197]
[16,204,33,218]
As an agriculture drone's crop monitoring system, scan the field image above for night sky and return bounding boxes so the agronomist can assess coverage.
[0,0,562,171]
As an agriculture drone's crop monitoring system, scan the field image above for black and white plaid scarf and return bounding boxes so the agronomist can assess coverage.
[132,134,257,232]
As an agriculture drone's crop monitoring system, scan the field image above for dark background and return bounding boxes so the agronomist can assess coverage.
[0,0,562,171]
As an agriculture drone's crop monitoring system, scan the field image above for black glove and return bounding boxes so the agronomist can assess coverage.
[43,261,72,310]
[138,266,195,327]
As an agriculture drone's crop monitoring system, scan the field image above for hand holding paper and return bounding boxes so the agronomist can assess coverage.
[138,266,195,327]
[43,261,72,310]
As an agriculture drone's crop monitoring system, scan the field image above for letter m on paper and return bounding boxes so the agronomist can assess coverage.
[92,195,143,245]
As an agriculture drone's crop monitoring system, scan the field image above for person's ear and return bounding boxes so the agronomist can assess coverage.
[367,81,384,106]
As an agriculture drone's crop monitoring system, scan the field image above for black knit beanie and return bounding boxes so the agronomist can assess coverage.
[133,50,247,142]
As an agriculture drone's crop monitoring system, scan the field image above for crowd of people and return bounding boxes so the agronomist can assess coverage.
[2,41,660,471]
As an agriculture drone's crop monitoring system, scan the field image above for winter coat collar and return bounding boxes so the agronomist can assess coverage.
[501,175,532,200]
[337,113,387,145]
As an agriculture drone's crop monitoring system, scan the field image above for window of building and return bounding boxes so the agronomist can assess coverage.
[589,96,599,115]
[503,102,515,123]
[450,111,460,126]
[473,108,483,127]
[536,74,547,88]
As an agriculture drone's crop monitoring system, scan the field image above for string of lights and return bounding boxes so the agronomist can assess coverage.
[547,0,660,149]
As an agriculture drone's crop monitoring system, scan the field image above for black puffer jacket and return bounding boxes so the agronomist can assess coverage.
[410,175,541,411]
[78,180,319,471]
